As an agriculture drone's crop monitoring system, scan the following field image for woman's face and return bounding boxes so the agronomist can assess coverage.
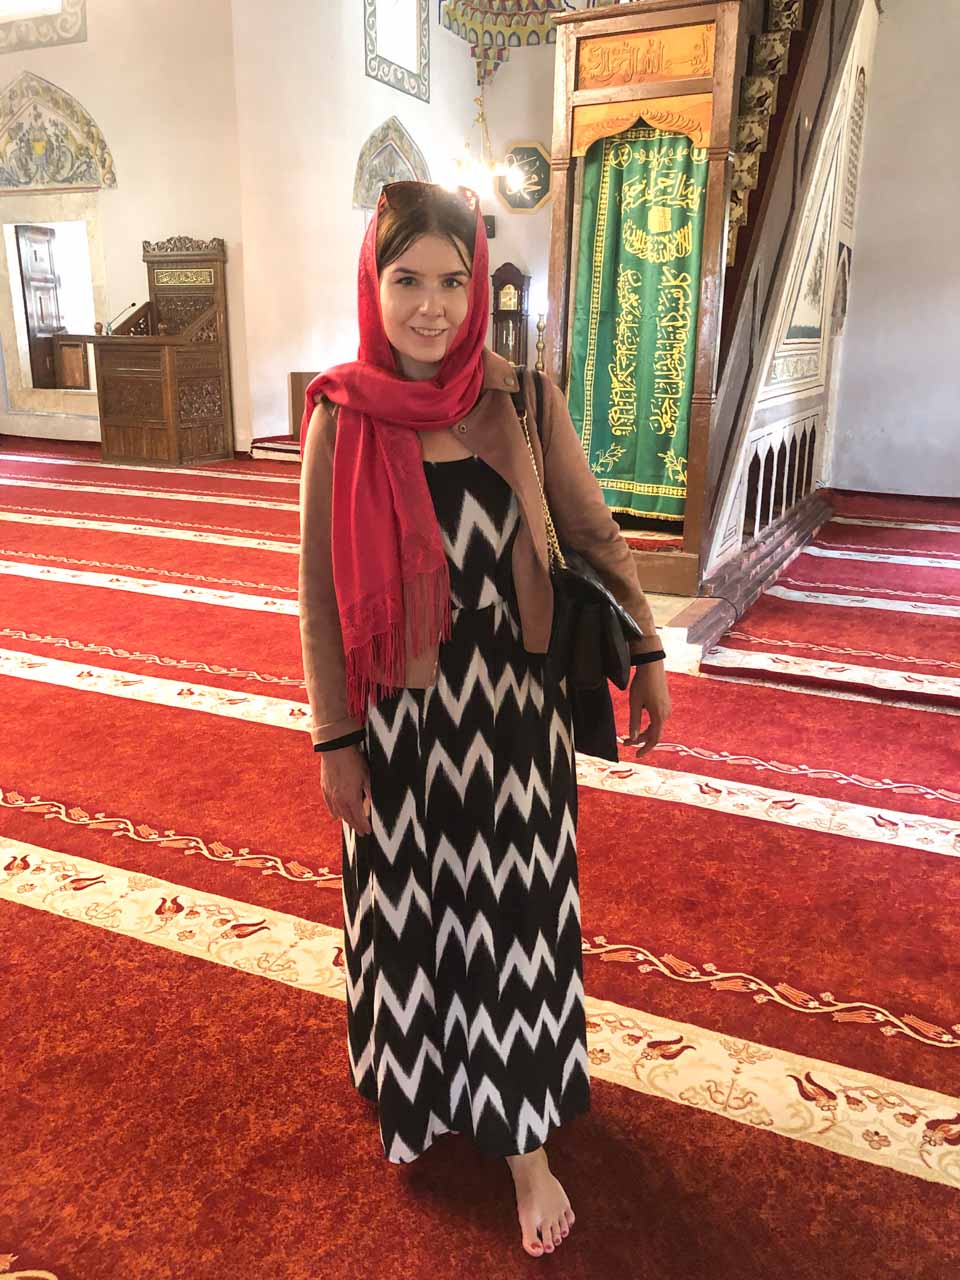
[379,233,472,379]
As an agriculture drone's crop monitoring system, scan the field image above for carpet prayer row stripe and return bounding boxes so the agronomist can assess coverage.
[2,833,956,1190]
[0,453,299,485]
[0,647,306,730]
[0,476,298,511]
[831,516,960,534]
[2,646,959,858]
[806,545,960,570]
[0,509,298,553]
[766,585,960,618]
[703,645,960,706]
[702,670,960,715]
[0,559,297,613]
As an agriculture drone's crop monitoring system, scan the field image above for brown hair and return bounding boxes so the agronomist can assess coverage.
[376,183,477,277]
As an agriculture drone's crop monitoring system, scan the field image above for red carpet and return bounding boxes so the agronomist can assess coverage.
[702,494,960,707]
[1,447,957,1276]
[611,672,960,819]
[3,672,958,1093]
[0,434,299,478]
[6,905,955,1280]
[830,489,960,525]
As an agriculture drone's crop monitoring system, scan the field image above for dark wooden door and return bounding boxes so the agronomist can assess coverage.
[16,224,65,389]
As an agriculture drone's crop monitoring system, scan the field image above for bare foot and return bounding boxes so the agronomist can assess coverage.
[505,1146,575,1257]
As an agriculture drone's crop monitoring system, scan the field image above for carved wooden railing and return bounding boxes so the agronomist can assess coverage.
[740,412,818,541]
[114,302,152,336]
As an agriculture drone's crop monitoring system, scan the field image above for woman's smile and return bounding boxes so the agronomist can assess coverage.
[379,232,471,378]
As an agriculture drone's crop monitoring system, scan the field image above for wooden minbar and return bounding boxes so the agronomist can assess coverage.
[58,235,235,467]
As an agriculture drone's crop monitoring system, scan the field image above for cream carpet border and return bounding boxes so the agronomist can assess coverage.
[2,834,957,1190]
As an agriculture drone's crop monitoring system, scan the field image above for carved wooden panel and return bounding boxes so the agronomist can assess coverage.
[102,376,164,420]
[176,347,220,373]
[578,24,715,91]
[156,294,212,335]
[143,236,226,257]
[178,377,223,421]
[191,315,219,344]
[99,346,161,374]
[182,423,225,459]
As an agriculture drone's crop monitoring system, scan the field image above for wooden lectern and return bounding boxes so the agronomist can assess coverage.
[57,235,235,467]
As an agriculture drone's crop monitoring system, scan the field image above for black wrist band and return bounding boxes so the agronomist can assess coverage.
[313,729,365,753]
[631,649,667,667]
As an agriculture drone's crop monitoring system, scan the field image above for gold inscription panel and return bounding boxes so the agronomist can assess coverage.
[154,268,215,287]
[578,24,715,91]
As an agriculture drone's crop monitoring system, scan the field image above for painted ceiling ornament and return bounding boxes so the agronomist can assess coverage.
[0,70,115,189]
[441,0,566,85]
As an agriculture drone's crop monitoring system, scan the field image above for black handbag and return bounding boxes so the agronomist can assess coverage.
[511,371,645,694]
[510,372,647,762]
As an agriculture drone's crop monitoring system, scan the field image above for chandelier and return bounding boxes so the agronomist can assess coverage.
[445,85,528,199]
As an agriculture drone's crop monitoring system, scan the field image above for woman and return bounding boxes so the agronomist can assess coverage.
[298,181,670,1259]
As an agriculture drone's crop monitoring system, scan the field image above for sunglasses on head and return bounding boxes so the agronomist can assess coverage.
[380,181,480,213]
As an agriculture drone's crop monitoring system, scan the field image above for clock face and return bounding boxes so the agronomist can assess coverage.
[495,141,553,214]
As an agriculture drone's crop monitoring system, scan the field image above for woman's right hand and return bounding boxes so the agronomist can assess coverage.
[320,745,372,836]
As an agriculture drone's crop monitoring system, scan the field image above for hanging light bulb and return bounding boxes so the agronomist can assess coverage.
[503,154,526,195]
[450,83,523,200]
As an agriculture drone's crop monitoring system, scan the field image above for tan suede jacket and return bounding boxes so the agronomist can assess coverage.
[298,348,663,748]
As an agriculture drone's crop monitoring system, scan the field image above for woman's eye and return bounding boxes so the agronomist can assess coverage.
[442,277,465,289]
[396,276,417,287]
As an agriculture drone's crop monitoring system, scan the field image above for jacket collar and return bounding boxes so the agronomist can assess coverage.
[481,347,521,393]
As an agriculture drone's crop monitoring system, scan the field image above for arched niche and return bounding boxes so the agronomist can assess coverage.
[0,71,116,190]
[352,116,430,211]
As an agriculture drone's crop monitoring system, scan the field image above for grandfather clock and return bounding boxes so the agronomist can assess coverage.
[491,262,530,367]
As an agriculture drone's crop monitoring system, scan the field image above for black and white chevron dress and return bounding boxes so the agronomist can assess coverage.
[341,453,591,1164]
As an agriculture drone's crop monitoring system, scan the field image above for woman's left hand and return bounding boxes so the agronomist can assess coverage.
[622,660,671,756]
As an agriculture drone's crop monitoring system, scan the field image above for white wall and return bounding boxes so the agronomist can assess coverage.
[832,0,960,497]
[483,42,557,363]
[0,0,251,446]
[231,2,474,440]
[0,1,562,447]
[230,3,558,440]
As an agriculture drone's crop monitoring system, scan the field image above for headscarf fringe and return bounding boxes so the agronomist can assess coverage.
[345,564,453,718]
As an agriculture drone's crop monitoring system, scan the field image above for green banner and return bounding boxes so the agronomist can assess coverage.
[567,126,708,521]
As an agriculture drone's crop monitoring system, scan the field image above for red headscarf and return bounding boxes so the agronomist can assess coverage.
[300,189,490,720]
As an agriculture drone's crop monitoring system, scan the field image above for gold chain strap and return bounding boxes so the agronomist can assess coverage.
[516,408,566,571]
